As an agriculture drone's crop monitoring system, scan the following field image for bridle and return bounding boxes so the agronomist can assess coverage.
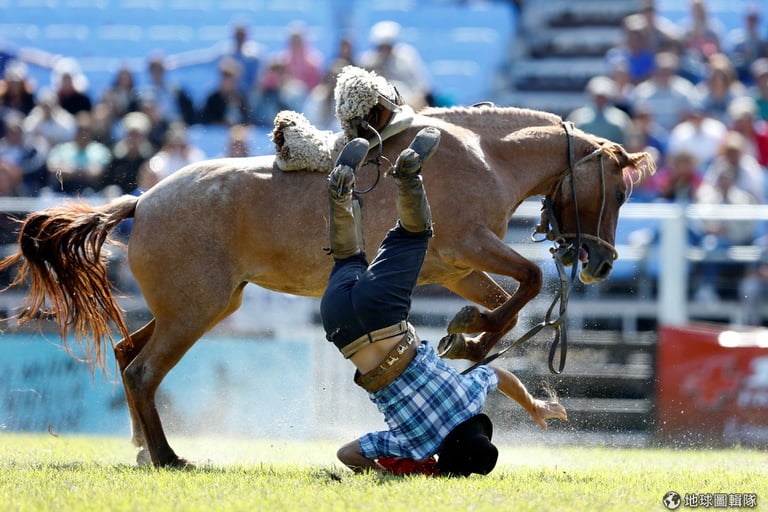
[536,121,619,261]
[463,121,618,375]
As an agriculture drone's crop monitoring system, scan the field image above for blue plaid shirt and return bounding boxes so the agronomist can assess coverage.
[358,341,499,461]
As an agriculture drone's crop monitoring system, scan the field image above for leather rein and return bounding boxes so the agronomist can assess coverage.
[463,121,617,375]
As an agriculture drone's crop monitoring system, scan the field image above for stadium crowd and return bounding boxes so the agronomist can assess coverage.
[0,0,767,310]
[565,0,768,307]
[0,16,433,200]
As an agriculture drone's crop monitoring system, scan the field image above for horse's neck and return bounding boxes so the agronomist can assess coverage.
[491,125,573,199]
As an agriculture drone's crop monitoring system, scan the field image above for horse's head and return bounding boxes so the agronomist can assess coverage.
[540,127,656,284]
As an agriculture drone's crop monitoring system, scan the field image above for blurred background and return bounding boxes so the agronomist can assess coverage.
[1,0,768,449]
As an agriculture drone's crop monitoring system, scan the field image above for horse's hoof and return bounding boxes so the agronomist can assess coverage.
[437,333,470,359]
[447,305,482,334]
[157,457,196,470]
[172,458,196,470]
[136,448,152,466]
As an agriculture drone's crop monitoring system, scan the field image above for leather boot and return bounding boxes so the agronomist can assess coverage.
[392,127,441,233]
[328,138,370,259]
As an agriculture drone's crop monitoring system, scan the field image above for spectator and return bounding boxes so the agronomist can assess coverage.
[749,58,768,121]
[635,0,682,53]
[52,57,92,115]
[693,140,760,301]
[567,76,632,144]
[303,62,346,131]
[248,59,300,126]
[147,122,205,180]
[606,57,635,114]
[139,54,197,126]
[667,100,727,174]
[359,20,432,108]
[277,23,323,94]
[303,37,356,131]
[223,124,250,158]
[328,35,356,72]
[728,95,768,167]
[627,101,668,166]
[105,111,155,194]
[23,88,77,147]
[103,66,140,118]
[725,5,768,85]
[605,14,658,85]
[678,0,724,83]
[702,130,765,204]
[0,111,47,196]
[631,51,698,133]
[739,229,768,325]
[0,61,36,120]
[201,57,248,126]
[90,100,119,147]
[136,91,170,149]
[695,53,747,124]
[222,21,263,95]
[646,148,702,203]
[45,111,111,195]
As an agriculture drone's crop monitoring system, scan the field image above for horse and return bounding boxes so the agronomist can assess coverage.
[0,105,655,467]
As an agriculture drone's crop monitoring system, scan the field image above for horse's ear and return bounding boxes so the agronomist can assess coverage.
[627,150,657,179]
[611,144,657,181]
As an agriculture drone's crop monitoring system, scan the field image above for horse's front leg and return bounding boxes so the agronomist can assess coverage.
[436,235,542,362]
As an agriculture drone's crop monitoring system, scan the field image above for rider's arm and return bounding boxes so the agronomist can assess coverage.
[490,365,568,429]
[337,439,386,473]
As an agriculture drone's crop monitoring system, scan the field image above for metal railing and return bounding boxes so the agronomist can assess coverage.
[2,197,768,328]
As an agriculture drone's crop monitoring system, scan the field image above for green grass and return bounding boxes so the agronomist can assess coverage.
[0,433,766,511]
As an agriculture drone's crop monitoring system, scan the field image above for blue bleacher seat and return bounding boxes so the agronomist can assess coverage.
[360,2,514,105]
[2,0,521,108]
[184,124,273,159]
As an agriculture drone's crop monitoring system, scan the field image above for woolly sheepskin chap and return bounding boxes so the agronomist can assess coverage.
[271,110,347,172]
[334,65,399,139]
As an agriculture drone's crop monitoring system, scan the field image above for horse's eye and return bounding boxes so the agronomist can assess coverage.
[616,190,626,205]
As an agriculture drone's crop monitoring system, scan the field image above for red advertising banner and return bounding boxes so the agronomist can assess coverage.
[656,323,768,446]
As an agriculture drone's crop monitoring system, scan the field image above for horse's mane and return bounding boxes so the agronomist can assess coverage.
[419,105,562,132]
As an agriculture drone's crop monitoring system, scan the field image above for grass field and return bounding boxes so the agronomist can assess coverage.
[1,433,766,511]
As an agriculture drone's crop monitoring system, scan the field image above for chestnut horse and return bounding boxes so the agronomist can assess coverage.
[0,106,654,467]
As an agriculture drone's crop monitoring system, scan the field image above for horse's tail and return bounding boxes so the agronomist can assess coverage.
[0,194,139,371]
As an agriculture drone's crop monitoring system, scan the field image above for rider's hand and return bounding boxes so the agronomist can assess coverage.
[529,399,568,430]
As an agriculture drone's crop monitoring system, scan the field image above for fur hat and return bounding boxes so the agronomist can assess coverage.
[271,110,347,172]
[334,65,400,139]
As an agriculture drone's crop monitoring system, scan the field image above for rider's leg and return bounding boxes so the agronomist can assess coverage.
[391,127,441,233]
[327,138,370,259]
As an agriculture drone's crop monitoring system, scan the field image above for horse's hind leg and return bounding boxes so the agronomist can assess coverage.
[121,284,246,467]
[121,318,208,467]
[113,319,155,463]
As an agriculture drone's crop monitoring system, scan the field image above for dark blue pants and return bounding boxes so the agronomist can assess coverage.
[320,224,431,352]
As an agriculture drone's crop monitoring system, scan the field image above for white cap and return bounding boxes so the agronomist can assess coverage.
[586,76,616,97]
[369,21,401,46]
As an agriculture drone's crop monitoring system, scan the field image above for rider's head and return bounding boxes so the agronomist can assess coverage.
[437,414,498,477]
